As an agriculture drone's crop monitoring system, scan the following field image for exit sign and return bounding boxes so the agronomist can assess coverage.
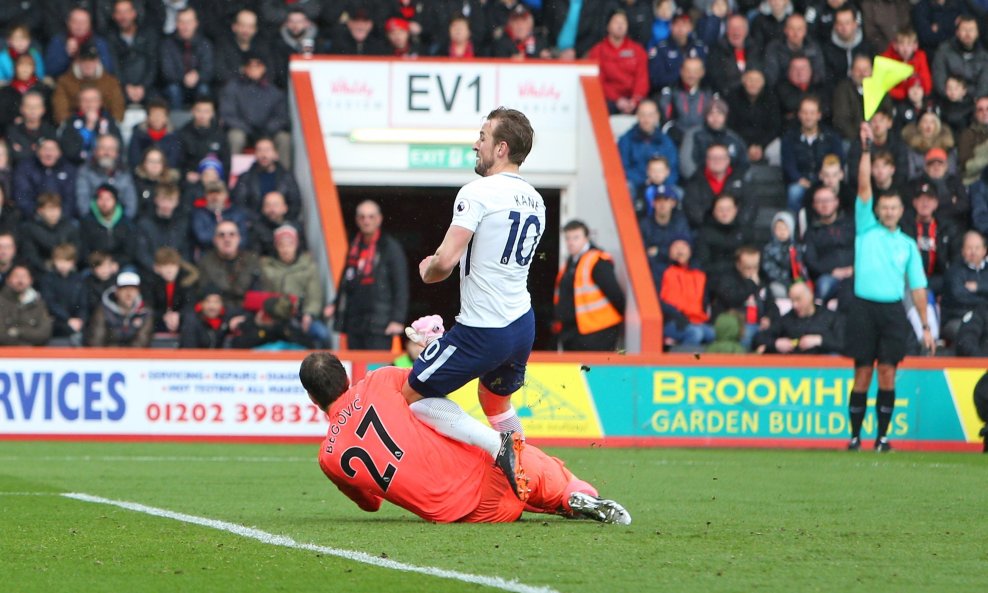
[408,145,474,169]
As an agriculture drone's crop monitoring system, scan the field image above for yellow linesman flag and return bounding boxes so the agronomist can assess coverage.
[862,56,914,120]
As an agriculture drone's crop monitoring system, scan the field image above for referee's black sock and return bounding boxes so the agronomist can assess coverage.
[876,389,896,439]
[849,391,867,439]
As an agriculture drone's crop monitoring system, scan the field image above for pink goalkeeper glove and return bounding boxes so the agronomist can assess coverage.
[404,315,445,347]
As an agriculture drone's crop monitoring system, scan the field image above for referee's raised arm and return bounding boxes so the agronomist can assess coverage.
[857,121,874,204]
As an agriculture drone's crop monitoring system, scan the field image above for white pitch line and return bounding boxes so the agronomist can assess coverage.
[62,492,559,593]
[0,492,59,496]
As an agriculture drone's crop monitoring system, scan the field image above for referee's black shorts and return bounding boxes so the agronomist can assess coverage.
[844,297,910,367]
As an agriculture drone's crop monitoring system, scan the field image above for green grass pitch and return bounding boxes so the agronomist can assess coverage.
[2,441,986,593]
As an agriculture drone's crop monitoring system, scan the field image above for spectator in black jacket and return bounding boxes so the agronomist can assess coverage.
[942,230,988,339]
[37,242,88,342]
[176,96,229,183]
[108,0,158,107]
[219,56,291,169]
[683,144,754,228]
[128,98,182,171]
[640,183,691,276]
[6,91,57,165]
[215,9,270,87]
[706,15,761,96]
[709,245,778,350]
[919,148,970,230]
[232,137,301,219]
[271,7,321,88]
[763,14,827,87]
[776,56,830,123]
[845,107,909,189]
[78,183,135,268]
[159,7,214,109]
[327,9,389,56]
[134,182,192,273]
[695,194,757,278]
[803,185,855,305]
[325,199,409,350]
[145,246,199,333]
[759,280,843,354]
[821,5,874,86]
[781,95,844,212]
[248,191,305,258]
[727,69,783,166]
[912,0,963,52]
[12,138,78,220]
[178,284,230,348]
[680,98,749,181]
[17,192,79,274]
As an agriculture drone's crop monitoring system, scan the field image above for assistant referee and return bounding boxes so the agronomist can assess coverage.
[846,122,936,453]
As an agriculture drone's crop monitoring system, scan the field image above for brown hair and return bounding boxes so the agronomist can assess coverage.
[154,246,182,266]
[36,192,62,209]
[52,243,77,262]
[487,107,533,166]
[299,352,350,411]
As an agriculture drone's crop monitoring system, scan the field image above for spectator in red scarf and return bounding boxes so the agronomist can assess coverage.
[145,246,200,333]
[0,54,50,134]
[587,9,649,114]
[178,284,230,348]
[683,143,754,228]
[492,6,550,60]
[434,16,476,58]
[325,199,409,350]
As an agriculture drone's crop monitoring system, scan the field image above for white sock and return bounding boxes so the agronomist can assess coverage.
[486,407,523,437]
[409,398,501,457]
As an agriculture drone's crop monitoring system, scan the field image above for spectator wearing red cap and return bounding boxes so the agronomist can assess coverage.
[590,10,649,115]
[385,18,421,57]
[492,6,550,59]
[919,147,970,229]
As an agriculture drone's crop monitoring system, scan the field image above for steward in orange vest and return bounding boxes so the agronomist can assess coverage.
[554,221,625,351]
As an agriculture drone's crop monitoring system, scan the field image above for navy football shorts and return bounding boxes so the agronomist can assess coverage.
[408,308,535,398]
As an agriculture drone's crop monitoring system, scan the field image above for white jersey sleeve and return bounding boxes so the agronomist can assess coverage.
[449,173,546,328]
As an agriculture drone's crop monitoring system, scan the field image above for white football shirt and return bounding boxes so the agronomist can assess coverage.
[450,172,546,328]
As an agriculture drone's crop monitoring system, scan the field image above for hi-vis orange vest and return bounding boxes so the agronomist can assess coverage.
[555,249,623,334]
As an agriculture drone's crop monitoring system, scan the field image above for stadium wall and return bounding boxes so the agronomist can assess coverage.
[0,349,982,452]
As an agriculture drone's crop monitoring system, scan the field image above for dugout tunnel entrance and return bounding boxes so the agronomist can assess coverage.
[290,56,661,353]
[338,186,561,350]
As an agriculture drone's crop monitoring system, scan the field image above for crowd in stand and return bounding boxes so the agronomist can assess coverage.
[1,0,988,356]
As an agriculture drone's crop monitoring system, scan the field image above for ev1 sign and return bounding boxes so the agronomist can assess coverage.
[301,58,598,173]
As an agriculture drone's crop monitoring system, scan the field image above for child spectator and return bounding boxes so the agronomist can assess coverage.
[704,311,747,354]
[146,246,199,333]
[37,243,87,343]
[178,284,230,348]
[135,182,192,273]
[133,147,181,218]
[636,156,680,218]
[881,27,932,102]
[641,183,691,277]
[85,270,153,347]
[83,250,119,316]
[761,211,809,299]
[940,75,973,137]
[0,24,45,84]
[659,237,714,347]
[18,192,80,274]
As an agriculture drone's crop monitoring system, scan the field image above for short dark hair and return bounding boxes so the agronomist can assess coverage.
[36,192,62,209]
[872,150,895,166]
[146,96,169,114]
[735,245,760,261]
[299,352,350,411]
[487,107,533,166]
[563,219,589,235]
